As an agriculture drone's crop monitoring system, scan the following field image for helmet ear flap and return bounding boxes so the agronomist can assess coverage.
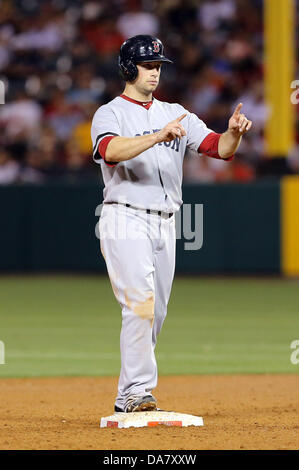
[119,59,138,82]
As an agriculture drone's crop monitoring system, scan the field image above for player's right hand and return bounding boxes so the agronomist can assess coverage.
[154,113,187,143]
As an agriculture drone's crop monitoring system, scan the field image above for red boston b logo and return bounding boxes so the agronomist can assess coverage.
[152,41,160,53]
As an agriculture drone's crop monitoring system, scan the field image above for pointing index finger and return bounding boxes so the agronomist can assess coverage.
[175,113,187,123]
[233,103,243,116]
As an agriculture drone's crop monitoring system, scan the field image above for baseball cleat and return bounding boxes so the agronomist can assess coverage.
[114,405,124,413]
[115,394,157,413]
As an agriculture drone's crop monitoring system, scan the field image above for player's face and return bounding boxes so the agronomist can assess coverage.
[135,62,162,94]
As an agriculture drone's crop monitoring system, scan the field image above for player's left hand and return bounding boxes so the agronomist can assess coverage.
[228,103,252,135]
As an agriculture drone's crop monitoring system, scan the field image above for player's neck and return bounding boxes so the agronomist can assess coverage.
[122,85,152,103]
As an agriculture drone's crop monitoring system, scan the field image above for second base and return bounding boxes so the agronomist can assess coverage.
[100,411,204,428]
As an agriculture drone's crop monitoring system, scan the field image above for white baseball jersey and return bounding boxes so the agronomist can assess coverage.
[91,95,220,213]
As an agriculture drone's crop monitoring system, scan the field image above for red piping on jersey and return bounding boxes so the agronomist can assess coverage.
[120,94,153,110]
[98,135,118,167]
[198,132,234,161]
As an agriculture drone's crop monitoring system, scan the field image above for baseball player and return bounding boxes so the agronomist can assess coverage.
[91,35,252,413]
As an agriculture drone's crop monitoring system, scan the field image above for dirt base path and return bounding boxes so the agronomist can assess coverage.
[0,375,298,450]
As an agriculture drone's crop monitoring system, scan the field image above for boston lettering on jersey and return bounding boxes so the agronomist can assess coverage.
[135,130,181,152]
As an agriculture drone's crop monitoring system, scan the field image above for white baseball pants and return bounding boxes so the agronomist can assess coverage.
[99,203,176,410]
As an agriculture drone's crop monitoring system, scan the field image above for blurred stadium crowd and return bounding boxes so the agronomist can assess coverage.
[0,0,298,185]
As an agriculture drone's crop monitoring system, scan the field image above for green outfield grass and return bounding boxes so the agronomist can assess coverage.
[0,275,298,378]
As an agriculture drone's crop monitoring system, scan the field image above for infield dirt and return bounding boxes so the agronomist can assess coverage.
[0,374,298,450]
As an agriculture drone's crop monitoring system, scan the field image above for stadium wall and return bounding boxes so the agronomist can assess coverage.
[0,181,283,273]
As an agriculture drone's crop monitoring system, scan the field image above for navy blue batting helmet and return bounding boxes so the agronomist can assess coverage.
[118,35,173,82]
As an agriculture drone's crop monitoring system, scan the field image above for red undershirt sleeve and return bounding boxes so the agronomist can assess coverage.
[98,136,119,167]
[198,132,234,161]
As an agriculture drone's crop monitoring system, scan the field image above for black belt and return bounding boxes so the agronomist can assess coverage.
[125,204,173,218]
[104,202,173,218]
